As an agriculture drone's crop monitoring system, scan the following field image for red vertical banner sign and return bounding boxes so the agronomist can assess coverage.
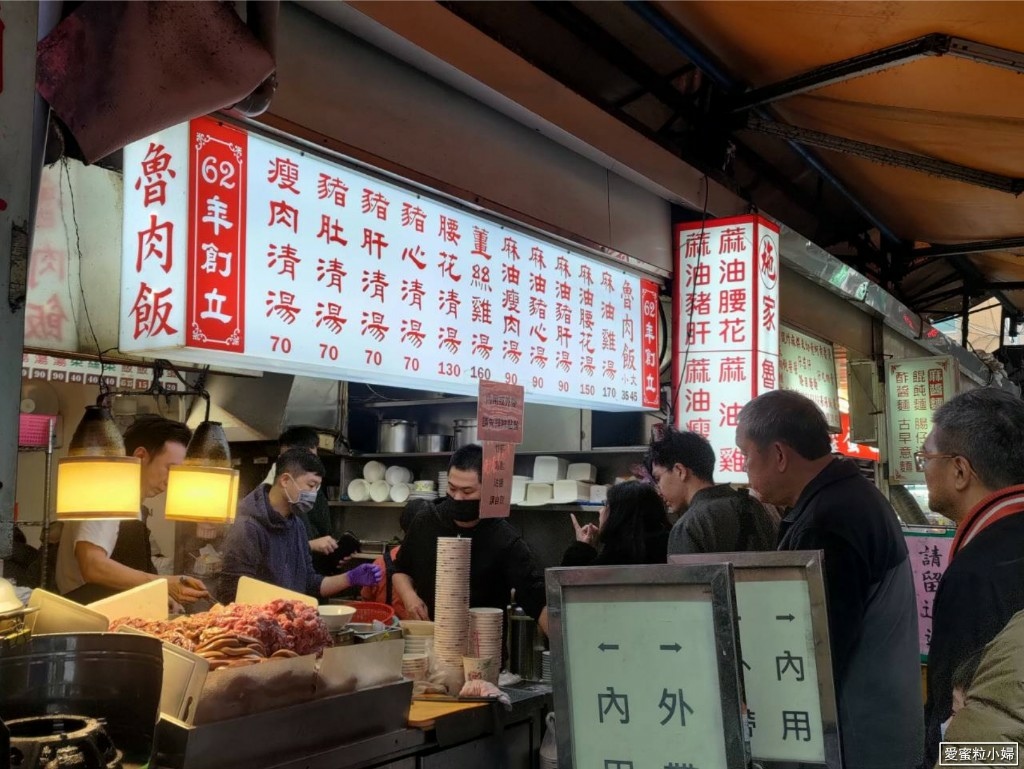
[187,118,247,351]
[640,279,661,409]
[478,379,525,518]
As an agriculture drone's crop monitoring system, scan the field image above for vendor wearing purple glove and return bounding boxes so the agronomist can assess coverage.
[217,449,382,603]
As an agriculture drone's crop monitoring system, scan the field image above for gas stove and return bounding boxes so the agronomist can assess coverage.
[7,715,122,769]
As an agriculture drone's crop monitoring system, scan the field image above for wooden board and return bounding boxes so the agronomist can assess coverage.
[236,576,317,608]
[89,579,168,621]
[407,699,487,729]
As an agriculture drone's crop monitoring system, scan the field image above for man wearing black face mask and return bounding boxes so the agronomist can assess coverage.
[216,449,381,603]
[393,445,549,636]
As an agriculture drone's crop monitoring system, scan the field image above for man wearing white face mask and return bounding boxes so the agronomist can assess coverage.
[216,449,381,603]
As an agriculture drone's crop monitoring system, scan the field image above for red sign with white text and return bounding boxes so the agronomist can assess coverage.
[640,279,661,409]
[187,119,247,350]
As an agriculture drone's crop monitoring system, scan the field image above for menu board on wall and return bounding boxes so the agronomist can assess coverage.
[120,117,660,412]
[21,352,183,390]
[671,552,840,768]
[547,564,746,769]
[674,215,781,483]
[905,529,955,660]
[780,326,840,431]
[886,357,957,484]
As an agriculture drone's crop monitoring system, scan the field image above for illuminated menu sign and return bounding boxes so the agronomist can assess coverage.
[886,356,957,484]
[780,325,840,430]
[674,215,781,483]
[120,117,660,411]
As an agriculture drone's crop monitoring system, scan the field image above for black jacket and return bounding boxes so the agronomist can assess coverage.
[779,459,923,769]
[560,529,669,567]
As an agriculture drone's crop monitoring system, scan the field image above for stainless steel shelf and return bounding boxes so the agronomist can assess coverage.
[357,397,478,408]
[330,501,602,512]
[349,446,649,459]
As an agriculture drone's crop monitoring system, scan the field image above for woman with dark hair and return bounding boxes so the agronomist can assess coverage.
[360,498,433,618]
[561,480,671,567]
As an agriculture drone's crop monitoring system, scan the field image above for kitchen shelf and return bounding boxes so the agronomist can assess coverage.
[330,501,602,512]
[358,396,478,409]
[348,446,650,459]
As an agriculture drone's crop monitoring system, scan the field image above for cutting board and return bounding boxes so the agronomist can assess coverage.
[28,589,109,634]
[89,579,168,621]
[407,699,487,729]
[236,576,317,608]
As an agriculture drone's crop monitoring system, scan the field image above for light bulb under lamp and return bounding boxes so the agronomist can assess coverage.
[55,457,142,521]
[165,465,240,524]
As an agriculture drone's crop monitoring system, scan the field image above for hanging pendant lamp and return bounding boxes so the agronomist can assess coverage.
[165,421,240,524]
[55,405,142,520]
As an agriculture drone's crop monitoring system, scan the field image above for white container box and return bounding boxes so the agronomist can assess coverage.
[590,485,610,504]
[553,480,592,504]
[533,456,569,483]
[522,483,554,506]
[567,463,597,483]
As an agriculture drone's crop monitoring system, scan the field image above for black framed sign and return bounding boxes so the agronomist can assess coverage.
[670,551,841,769]
[546,563,747,769]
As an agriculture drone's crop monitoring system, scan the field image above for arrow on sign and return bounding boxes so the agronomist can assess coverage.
[776,614,795,622]
[659,643,682,652]
[598,643,620,652]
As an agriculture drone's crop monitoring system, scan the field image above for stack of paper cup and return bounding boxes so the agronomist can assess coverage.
[434,537,471,693]
[468,607,503,683]
[402,653,430,682]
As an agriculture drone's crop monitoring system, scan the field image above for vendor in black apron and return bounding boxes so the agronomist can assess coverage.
[55,415,211,606]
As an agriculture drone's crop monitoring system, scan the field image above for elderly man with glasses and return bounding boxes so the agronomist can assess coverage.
[920,388,1024,767]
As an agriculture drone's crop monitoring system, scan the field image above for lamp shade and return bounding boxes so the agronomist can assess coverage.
[165,421,239,524]
[164,465,240,524]
[56,405,142,521]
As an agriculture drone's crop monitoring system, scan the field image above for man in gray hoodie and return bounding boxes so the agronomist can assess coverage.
[217,449,380,603]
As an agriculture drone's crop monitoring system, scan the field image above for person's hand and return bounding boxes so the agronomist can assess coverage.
[346,563,382,588]
[168,575,209,604]
[310,535,339,555]
[571,513,599,546]
[408,598,430,621]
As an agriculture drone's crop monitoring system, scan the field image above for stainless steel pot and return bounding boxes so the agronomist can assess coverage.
[452,419,478,449]
[378,419,417,453]
[416,434,452,453]
[0,632,163,760]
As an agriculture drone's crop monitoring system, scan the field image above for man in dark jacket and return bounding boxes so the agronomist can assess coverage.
[737,390,923,769]
[648,427,777,555]
[217,449,380,602]
[919,388,1024,767]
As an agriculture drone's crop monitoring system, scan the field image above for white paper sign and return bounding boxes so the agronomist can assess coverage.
[886,356,957,484]
[780,325,840,430]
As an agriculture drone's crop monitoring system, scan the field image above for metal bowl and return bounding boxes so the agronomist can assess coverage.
[0,632,163,761]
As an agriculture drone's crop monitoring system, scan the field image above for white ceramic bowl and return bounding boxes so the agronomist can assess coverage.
[363,461,386,482]
[390,483,411,503]
[369,480,391,503]
[318,604,357,631]
[385,465,412,485]
[347,478,370,502]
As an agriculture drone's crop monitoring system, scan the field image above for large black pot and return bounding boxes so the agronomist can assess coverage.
[0,632,163,761]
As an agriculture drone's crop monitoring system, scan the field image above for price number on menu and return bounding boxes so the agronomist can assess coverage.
[319,344,339,361]
[404,356,420,372]
[471,366,491,381]
[438,362,462,378]
[365,349,383,366]
[504,373,518,385]
[620,390,638,403]
[271,336,292,354]
[603,387,616,399]
[580,383,595,396]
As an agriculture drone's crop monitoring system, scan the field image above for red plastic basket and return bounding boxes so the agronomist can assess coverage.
[18,414,56,448]
[345,601,396,625]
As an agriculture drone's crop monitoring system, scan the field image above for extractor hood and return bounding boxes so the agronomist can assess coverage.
[190,372,341,442]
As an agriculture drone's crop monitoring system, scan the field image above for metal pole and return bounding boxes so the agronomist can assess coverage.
[39,424,55,590]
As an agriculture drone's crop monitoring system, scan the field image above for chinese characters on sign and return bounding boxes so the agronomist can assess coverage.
[674,216,780,482]
[187,121,247,349]
[939,742,1018,766]
[478,379,525,518]
[886,357,957,484]
[21,353,182,390]
[120,117,659,412]
[780,326,840,430]
[563,591,733,769]
[121,124,188,350]
[480,441,516,520]
[905,530,954,659]
[23,168,76,350]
